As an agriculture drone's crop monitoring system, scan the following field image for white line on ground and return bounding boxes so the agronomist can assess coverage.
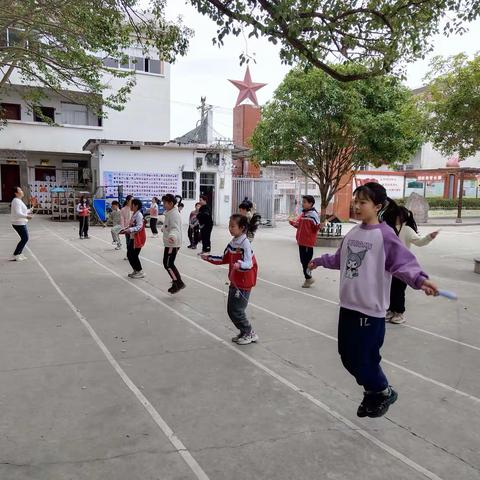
[48,228,444,480]
[177,250,480,353]
[26,245,211,480]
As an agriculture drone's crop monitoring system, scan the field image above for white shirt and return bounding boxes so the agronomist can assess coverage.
[11,198,30,226]
[162,206,182,247]
[397,224,433,250]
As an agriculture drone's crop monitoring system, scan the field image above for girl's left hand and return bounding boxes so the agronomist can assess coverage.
[308,261,317,270]
[168,237,175,244]
[233,261,242,270]
[421,279,439,296]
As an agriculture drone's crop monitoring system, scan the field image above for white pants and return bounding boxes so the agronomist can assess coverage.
[111,225,123,246]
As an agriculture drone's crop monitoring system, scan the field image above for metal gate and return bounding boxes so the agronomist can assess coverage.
[232,177,275,226]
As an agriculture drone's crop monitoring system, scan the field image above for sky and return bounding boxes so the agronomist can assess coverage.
[164,2,480,140]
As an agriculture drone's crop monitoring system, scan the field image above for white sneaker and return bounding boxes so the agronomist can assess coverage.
[390,313,406,324]
[130,271,145,279]
[386,310,394,321]
[236,331,259,345]
[231,333,242,343]
[128,271,137,277]
[13,255,26,262]
[302,278,315,288]
[115,245,121,250]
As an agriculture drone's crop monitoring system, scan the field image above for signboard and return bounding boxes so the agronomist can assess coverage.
[103,171,179,199]
[354,174,404,199]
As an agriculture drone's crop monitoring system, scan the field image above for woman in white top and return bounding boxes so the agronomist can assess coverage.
[384,205,439,324]
[10,186,33,261]
[162,193,185,294]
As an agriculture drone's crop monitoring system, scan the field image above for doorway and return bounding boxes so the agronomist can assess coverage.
[1,164,21,202]
[200,172,216,222]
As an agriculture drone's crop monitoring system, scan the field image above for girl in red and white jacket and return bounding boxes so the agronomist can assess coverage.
[289,195,322,288]
[202,214,259,345]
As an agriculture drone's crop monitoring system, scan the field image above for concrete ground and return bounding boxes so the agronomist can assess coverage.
[0,215,479,480]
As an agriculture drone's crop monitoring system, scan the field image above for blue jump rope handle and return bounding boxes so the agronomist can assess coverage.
[437,289,458,300]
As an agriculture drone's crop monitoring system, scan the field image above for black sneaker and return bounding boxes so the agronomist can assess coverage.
[168,280,186,294]
[357,392,375,418]
[366,387,398,418]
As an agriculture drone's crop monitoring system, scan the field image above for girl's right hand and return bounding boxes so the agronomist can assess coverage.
[308,261,317,270]
[430,230,440,240]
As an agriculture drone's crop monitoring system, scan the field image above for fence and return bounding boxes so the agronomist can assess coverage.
[232,177,275,226]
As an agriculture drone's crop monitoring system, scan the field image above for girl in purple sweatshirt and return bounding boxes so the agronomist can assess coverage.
[309,182,438,419]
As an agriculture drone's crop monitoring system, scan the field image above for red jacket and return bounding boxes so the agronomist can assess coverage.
[290,208,321,247]
[206,235,257,290]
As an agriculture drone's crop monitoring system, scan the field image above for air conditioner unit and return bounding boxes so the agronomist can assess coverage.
[195,157,203,170]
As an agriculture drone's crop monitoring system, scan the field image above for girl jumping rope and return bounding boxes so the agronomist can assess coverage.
[201,214,259,345]
[308,182,439,418]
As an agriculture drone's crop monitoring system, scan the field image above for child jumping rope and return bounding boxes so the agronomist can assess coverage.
[109,200,122,250]
[383,204,439,324]
[149,197,160,238]
[289,195,322,288]
[308,182,439,418]
[202,214,259,345]
[77,195,90,239]
[162,194,185,294]
[121,198,146,279]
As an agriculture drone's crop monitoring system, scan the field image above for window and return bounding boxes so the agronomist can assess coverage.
[200,172,215,186]
[1,28,25,47]
[34,106,55,123]
[149,59,162,74]
[102,57,118,68]
[1,103,21,120]
[61,102,87,125]
[133,57,144,71]
[182,172,196,199]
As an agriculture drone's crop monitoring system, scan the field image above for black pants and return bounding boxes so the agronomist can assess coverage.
[150,218,158,235]
[299,245,314,279]
[338,308,389,393]
[127,238,142,272]
[389,277,407,314]
[79,216,89,237]
[227,286,252,335]
[12,225,29,255]
[163,247,182,282]
[188,225,200,246]
[201,225,212,253]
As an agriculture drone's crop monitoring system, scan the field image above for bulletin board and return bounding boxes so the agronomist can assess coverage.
[103,171,179,198]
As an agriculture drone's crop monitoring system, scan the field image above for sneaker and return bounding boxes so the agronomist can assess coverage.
[231,333,242,343]
[11,255,25,262]
[168,280,186,294]
[357,391,375,417]
[390,313,405,324]
[302,278,315,288]
[18,254,27,260]
[130,271,145,279]
[236,331,259,345]
[79,236,84,240]
[366,387,398,418]
[84,235,90,239]
[115,245,121,250]
[128,271,137,278]
[385,310,394,321]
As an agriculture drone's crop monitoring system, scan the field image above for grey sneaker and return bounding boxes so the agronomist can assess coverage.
[385,310,394,321]
[231,333,242,343]
[236,331,259,345]
[390,313,405,324]
[302,278,315,288]
[130,271,145,279]
[127,271,137,278]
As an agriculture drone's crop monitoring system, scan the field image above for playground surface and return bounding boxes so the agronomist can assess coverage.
[0,216,479,480]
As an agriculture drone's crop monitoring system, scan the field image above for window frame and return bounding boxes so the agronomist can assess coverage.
[33,106,55,123]
[1,102,21,120]
[182,171,196,200]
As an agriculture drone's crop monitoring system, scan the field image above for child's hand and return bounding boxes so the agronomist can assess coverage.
[168,237,175,244]
[200,254,209,261]
[430,230,440,240]
[308,261,317,270]
[233,260,242,270]
[421,279,439,296]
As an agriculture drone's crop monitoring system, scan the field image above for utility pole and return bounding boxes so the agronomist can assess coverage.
[456,169,465,224]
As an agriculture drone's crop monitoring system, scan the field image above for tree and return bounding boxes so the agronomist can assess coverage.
[189,0,480,82]
[0,0,192,120]
[251,67,424,220]
[423,53,480,160]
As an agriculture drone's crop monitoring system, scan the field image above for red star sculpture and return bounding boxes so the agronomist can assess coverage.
[229,66,267,107]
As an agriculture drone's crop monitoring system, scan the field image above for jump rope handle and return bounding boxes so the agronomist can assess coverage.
[437,289,458,301]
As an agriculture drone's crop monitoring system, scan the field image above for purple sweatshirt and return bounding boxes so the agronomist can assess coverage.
[312,222,429,318]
